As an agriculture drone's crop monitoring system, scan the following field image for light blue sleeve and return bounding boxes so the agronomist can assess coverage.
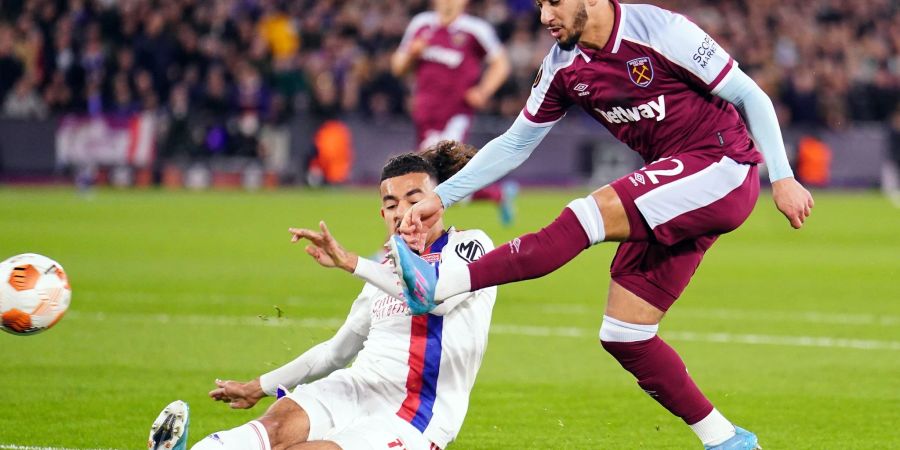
[434,114,553,208]
[715,68,794,182]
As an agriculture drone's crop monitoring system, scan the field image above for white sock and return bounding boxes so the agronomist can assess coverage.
[191,420,271,450]
[434,262,470,301]
[690,409,736,446]
[567,196,606,245]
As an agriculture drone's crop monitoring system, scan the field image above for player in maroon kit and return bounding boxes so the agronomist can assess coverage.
[392,0,517,225]
[389,0,815,449]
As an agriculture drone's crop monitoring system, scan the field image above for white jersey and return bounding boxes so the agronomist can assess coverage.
[262,228,496,449]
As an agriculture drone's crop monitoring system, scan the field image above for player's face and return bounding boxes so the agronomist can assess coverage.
[433,0,468,18]
[538,0,588,51]
[380,172,438,235]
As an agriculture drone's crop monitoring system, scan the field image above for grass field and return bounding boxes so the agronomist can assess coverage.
[1,187,898,449]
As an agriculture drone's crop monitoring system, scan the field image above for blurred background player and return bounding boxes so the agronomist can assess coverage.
[392,0,815,449]
[148,142,496,450]
[392,0,518,225]
[884,106,900,207]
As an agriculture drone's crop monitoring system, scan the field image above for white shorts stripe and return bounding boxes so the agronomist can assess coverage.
[420,114,471,149]
[634,156,749,229]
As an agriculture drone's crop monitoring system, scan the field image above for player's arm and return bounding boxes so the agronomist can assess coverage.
[715,70,814,229]
[652,13,814,229]
[209,293,369,409]
[399,114,553,238]
[400,53,569,239]
[465,22,511,109]
[391,15,429,76]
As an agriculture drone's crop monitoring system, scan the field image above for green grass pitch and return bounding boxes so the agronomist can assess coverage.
[1,187,898,449]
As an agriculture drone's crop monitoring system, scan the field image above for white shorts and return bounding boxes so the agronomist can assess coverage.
[286,370,439,450]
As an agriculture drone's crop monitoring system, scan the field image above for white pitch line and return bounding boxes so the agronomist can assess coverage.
[0,445,118,450]
[64,311,900,351]
[534,304,900,327]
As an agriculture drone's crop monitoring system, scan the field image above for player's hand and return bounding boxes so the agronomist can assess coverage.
[409,37,428,58]
[772,177,814,229]
[209,378,265,409]
[464,86,489,110]
[399,192,444,252]
[290,221,359,273]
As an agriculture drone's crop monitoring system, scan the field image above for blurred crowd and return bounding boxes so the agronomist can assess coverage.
[0,0,897,147]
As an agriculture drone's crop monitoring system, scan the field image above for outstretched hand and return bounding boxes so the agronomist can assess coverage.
[398,192,444,252]
[209,378,265,409]
[772,177,814,229]
[290,221,358,272]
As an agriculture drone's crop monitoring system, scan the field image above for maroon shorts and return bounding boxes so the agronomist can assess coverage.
[414,114,472,149]
[609,151,759,311]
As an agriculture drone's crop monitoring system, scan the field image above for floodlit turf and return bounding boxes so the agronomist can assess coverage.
[0,187,898,449]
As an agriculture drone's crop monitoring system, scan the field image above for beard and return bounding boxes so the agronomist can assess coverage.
[557,1,588,51]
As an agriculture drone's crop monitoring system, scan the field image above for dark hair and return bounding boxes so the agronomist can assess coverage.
[380,140,478,183]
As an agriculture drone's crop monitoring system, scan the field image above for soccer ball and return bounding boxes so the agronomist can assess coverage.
[0,253,71,336]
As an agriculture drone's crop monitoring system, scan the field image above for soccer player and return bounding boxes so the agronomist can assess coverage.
[392,0,517,225]
[389,1,815,449]
[148,142,497,450]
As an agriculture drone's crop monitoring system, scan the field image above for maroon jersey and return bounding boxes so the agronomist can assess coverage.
[400,12,503,128]
[524,0,763,165]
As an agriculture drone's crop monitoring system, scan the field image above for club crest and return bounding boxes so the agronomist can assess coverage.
[626,57,654,87]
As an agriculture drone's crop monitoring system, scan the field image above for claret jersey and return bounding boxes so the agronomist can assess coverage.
[525,0,763,165]
[399,12,504,127]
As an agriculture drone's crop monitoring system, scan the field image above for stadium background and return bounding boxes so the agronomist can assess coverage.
[0,0,898,449]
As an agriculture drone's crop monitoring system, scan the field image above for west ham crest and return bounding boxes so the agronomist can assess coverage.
[627,57,654,87]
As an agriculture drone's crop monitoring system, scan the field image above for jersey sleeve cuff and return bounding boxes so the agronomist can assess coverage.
[709,58,738,95]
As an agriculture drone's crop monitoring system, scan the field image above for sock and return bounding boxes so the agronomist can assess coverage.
[600,320,714,425]
[690,408,736,446]
[191,420,271,450]
[472,185,502,203]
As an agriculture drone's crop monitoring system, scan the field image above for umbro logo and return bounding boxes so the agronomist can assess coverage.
[573,83,591,97]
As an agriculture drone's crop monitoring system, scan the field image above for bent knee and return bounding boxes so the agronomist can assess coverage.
[260,398,311,449]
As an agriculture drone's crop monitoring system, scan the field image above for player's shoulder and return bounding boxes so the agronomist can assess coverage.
[619,2,692,43]
[541,43,584,74]
[408,11,439,30]
[454,13,493,31]
[445,227,494,262]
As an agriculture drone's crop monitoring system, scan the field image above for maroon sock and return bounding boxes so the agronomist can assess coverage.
[472,185,502,203]
[601,336,714,424]
[468,207,589,291]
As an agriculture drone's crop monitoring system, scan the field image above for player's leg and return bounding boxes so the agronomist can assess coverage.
[190,397,311,450]
[598,158,762,449]
[391,184,628,312]
[600,278,759,449]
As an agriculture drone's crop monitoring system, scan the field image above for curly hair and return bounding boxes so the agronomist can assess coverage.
[380,140,478,183]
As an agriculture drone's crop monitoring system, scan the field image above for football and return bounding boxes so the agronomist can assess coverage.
[0,253,71,336]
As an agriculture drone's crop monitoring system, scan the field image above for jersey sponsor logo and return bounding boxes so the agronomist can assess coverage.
[422,46,465,69]
[595,94,667,124]
[372,295,409,320]
[626,57,654,87]
[455,240,485,262]
[692,35,719,69]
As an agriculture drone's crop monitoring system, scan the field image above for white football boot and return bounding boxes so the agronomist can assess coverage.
[148,400,190,450]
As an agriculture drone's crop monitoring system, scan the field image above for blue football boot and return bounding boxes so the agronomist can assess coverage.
[148,400,190,450]
[388,235,438,315]
[704,426,761,450]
